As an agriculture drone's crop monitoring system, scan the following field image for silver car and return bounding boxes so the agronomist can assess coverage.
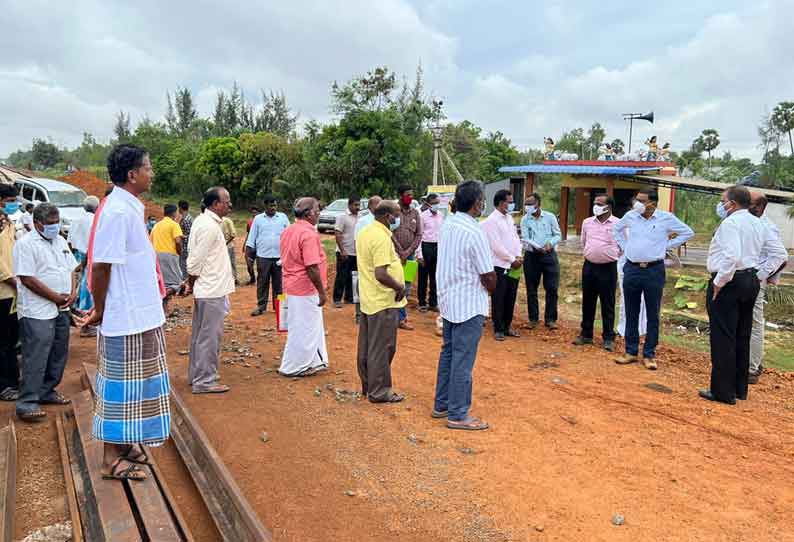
[13,177,88,233]
[318,198,369,233]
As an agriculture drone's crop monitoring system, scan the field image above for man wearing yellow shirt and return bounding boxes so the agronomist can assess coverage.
[0,205,20,401]
[355,200,407,404]
[150,204,184,306]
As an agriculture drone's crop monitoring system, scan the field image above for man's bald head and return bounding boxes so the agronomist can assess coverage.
[374,200,400,217]
[294,197,320,224]
[749,191,768,218]
[367,195,382,212]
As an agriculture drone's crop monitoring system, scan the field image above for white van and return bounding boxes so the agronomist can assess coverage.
[13,177,88,234]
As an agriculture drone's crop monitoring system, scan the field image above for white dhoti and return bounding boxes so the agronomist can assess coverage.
[617,256,647,337]
[279,294,329,376]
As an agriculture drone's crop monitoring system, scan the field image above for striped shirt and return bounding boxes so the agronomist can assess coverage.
[437,212,493,323]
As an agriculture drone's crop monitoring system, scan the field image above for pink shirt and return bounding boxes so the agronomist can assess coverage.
[581,215,620,264]
[416,208,444,259]
[280,220,328,296]
[482,210,522,269]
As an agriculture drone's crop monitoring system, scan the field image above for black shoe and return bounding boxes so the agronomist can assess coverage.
[494,332,505,341]
[545,321,558,330]
[603,340,615,352]
[418,305,429,313]
[572,336,593,346]
[250,308,266,317]
[748,373,759,385]
[698,389,736,405]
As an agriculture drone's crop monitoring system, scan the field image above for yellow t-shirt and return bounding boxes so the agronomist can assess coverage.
[0,225,15,301]
[356,220,407,315]
[151,217,184,255]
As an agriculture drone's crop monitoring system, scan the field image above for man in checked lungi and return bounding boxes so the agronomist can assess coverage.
[79,144,170,482]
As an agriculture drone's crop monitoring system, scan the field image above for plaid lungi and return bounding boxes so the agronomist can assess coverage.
[92,326,171,446]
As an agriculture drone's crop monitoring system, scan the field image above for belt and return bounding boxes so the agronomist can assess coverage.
[626,259,664,268]
[733,268,758,275]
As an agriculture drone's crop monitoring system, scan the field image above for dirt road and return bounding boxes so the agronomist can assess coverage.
[12,246,794,541]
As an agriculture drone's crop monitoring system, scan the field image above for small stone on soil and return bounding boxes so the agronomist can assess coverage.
[612,514,625,526]
[344,490,356,497]
[551,376,569,385]
[535,524,545,532]
[260,431,270,443]
[314,387,322,396]
[459,447,476,455]
[644,382,673,394]
[177,350,189,355]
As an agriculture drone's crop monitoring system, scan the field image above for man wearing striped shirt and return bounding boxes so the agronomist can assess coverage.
[433,181,496,431]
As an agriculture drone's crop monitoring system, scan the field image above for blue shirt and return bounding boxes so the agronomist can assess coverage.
[613,209,693,263]
[245,212,290,258]
[355,212,376,240]
[520,210,561,251]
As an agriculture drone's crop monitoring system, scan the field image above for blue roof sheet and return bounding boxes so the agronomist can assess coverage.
[498,165,661,175]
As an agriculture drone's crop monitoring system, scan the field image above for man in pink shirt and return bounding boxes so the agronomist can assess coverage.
[416,193,444,312]
[573,193,620,351]
[278,197,329,376]
[482,190,523,341]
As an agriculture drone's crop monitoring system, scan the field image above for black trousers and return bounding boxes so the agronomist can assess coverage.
[0,298,19,391]
[523,250,559,324]
[256,257,282,311]
[333,254,357,304]
[491,267,519,333]
[580,260,617,341]
[707,270,759,402]
[417,242,438,308]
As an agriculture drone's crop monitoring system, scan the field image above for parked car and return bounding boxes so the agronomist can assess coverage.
[318,198,369,233]
[13,177,88,234]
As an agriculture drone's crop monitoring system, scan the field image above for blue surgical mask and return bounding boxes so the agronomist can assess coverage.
[632,201,646,214]
[41,223,61,240]
[3,202,19,214]
[716,202,728,220]
[525,205,536,215]
[430,204,440,213]
[389,217,401,231]
[507,203,516,213]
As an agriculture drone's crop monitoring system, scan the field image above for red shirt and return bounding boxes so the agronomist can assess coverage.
[280,220,327,296]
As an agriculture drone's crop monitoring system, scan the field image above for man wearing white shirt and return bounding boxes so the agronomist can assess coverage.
[186,187,236,394]
[481,189,523,341]
[433,181,496,431]
[13,203,79,422]
[700,186,785,404]
[613,188,693,369]
[747,192,788,384]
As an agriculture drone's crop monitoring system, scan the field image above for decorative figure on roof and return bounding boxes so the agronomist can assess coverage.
[644,135,658,161]
[659,142,671,161]
[600,143,615,161]
[544,137,556,160]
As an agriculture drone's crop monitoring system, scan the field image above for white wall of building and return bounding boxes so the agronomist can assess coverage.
[766,202,794,249]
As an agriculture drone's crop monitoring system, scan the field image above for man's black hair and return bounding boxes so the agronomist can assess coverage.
[638,187,659,203]
[107,144,148,185]
[263,194,277,205]
[24,203,34,212]
[454,181,484,213]
[348,194,361,205]
[178,200,189,211]
[493,189,512,207]
[397,184,412,196]
[164,203,178,216]
[426,192,440,203]
[203,187,224,209]
[33,202,59,223]
[594,193,614,207]
[527,192,541,204]
[726,185,751,208]
[0,184,18,199]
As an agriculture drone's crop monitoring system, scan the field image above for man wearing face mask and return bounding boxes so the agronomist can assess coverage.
[12,203,79,422]
[482,189,523,341]
[746,192,788,384]
[0,206,20,402]
[392,185,422,330]
[574,194,620,351]
[416,193,443,313]
[520,192,561,329]
[0,185,23,239]
[700,186,786,405]
[355,200,407,403]
[613,188,693,370]
[279,197,329,377]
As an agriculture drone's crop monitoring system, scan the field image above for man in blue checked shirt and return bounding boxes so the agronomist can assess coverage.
[613,188,693,370]
[520,192,562,329]
[246,194,290,316]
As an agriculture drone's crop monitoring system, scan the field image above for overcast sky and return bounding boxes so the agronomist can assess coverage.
[1,0,792,160]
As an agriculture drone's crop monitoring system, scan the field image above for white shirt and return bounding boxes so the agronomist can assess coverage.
[20,212,33,229]
[758,215,788,283]
[67,209,93,254]
[92,187,165,336]
[707,209,775,287]
[481,210,522,268]
[187,210,235,299]
[13,230,78,320]
[614,209,693,263]
[437,212,493,323]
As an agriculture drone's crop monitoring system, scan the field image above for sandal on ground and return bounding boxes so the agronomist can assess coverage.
[0,387,19,402]
[192,384,230,394]
[297,366,327,378]
[431,409,448,419]
[370,393,405,404]
[122,444,151,465]
[17,409,47,422]
[447,417,489,431]
[102,457,148,481]
[506,329,521,338]
[39,392,72,405]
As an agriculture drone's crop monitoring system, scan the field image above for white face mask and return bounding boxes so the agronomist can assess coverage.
[592,204,608,217]
[632,201,646,214]
[525,205,537,215]
[430,203,440,213]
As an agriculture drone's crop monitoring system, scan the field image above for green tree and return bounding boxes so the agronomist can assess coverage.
[586,122,606,160]
[196,137,243,195]
[693,128,720,168]
[331,66,397,115]
[31,138,62,168]
[770,101,794,156]
[253,91,298,137]
[556,128,586,157]
[113,111,131,143]
[610,138,625,155]
[238,131,299,198]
